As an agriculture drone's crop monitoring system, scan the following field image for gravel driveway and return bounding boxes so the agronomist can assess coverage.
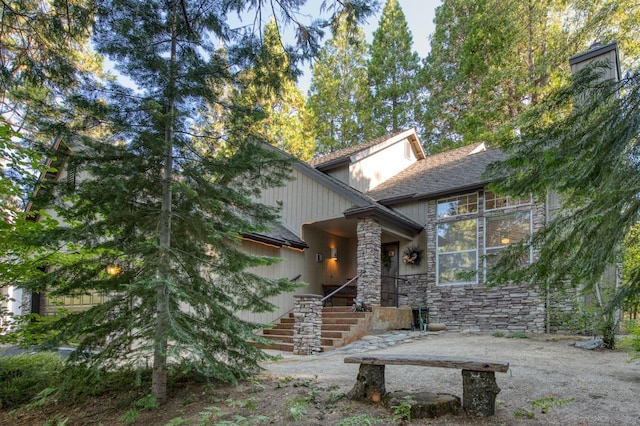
[262,332,640,425]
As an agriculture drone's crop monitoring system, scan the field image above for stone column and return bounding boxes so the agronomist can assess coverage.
[292,294,323,355]
[357,217,382,306]
[462,370,500,416]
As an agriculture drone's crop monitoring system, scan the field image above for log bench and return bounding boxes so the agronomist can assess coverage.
[344,354,509,417]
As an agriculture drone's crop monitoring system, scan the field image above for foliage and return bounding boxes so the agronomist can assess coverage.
[6,0,375,404]
[391,395,414,423]
[307,14,373,154]
[421,0,640,152]
[0,352,63,409]
[367,0,422,137]
[337,414,387,425]
[233,19,315,161]
[285,396,309,421]
[487,57,640,346]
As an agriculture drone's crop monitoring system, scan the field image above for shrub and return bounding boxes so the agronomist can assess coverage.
[0,352,63,409]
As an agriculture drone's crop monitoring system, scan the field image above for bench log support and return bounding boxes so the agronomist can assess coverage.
[347,364,386,403]
[462,370,500,416]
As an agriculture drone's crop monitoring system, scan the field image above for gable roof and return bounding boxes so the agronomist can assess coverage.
[309,128,425,171]
[367,143,507,204]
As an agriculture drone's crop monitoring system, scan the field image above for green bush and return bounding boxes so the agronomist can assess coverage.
[0,352,63,409]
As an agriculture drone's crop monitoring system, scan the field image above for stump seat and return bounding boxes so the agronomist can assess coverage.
[344,354,509,417]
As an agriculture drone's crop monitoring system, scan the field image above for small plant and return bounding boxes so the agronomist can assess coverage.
[507,332,529,339]
[492,331,506,337]
[286,396,309,421]
[164,417,190,426]
[514,407,535,419]
[197,405,223,425]
[0,352,63,409]
[530,396,574,413]
[327,392,346,403]
[135,393,160,410]
[391,395,414,423]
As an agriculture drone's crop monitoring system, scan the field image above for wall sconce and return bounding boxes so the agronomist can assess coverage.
[315,253,324,262]
[500,234,510,245]
[330,248,338,260]
[106,264,122,276]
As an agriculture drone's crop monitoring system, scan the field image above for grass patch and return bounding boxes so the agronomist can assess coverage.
[0,352,63,409]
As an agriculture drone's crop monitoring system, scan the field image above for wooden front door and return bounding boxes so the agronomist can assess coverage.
[381,242,399,307]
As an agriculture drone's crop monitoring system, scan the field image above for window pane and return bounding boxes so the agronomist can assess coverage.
[439,252,477,284]
[437,194,477,218]
[438,219,477,252]
[484,191,531,211]
[485,212,531,248]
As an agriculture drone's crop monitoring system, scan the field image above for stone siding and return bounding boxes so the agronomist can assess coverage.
[292,294,323,355]
[357,217,381,306]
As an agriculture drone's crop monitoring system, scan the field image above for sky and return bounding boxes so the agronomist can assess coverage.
[297,0,442,93]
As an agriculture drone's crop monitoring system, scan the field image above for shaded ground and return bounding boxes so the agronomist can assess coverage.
[2,332,639,425]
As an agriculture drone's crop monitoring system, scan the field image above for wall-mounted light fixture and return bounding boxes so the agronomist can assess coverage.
[315,253,324,262]
[330,248,338,260]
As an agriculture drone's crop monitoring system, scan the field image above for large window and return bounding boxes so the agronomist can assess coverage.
[436,192,532,286]
[484,212,532,270]
[437,219,478,285]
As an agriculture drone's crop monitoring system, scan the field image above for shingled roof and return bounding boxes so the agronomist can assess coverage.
[367,143,507,204]
[243,224,308,250]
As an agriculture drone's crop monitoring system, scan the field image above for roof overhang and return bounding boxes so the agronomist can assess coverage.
[343,204,423,237]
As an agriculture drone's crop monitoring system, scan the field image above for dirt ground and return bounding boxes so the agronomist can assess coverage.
[2,332,639,425]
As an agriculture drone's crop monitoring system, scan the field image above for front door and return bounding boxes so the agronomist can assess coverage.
[381,242,399,307]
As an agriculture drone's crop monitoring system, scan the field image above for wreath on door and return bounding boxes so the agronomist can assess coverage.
[402,245,423,267]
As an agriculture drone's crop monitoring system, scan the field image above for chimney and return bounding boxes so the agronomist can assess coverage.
[569,41,621,82]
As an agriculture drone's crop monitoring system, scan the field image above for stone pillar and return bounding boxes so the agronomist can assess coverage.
[292,294,323,355]
[357,217,382,306]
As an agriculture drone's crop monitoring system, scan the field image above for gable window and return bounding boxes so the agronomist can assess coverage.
[436,193,479,285]
[484,191,530,211]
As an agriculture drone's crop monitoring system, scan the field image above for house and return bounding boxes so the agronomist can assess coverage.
[3,42,620,350]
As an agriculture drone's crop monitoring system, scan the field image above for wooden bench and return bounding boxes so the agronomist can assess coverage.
[322,283,357,306]
[344,354,509,417]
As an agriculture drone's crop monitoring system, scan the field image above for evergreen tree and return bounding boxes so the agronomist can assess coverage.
[486,63,640,344]
[307,15,372,154]
[422,0,640,152]
[234,19,315,161]
[15,0,374,403]
[367,0,422,137]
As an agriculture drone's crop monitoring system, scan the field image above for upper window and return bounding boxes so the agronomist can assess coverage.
[437,193,478,219]
[484,191,531,211]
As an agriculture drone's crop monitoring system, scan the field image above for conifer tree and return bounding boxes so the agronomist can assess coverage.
[15,0,374,403]
[306,15,372,154]
[234,19,315,160]
[422,0,640,152]
[367,0,422,137]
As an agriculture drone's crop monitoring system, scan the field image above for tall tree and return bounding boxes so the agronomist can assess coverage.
[15,0,375,403]
[486,63,640,345]
[234,19,315,160]
[422,0,640,152]
[0,0,99,329]
[367,0,422,137]
[306,15,372,154]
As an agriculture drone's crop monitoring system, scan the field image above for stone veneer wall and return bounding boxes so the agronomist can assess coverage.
[292,294,323,355]
[357,217,381,306]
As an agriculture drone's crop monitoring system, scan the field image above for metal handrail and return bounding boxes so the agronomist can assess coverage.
[320,275,360,303]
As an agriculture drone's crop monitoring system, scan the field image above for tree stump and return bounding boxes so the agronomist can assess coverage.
[384,391,461,419]
[462,370,500,416]
[347,364,386,402]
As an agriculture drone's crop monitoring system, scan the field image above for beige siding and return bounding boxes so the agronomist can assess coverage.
[570,47,619,81]
[326,166,349,185]
[236,240,309,324]
[258,167,357,233]
[350,137,418,192]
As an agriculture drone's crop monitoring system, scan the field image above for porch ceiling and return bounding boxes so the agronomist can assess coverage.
[306,217,357,238]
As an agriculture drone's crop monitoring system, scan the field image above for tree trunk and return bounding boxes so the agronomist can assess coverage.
[347,364,386,402]
[152,0,178,404]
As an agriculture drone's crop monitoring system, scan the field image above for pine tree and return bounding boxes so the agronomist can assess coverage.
[422,0,640,152]
[306,15,372,154]
[234,19,315,161]
[486,63,640,344]
[16,0,374,403]
[367,0,422,137]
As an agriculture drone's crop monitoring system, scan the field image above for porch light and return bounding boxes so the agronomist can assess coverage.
[501,236,510,245]
[330,248,338,260]
[106,264,122,276]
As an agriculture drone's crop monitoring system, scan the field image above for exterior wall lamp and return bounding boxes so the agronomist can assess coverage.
[106,264,122,276]
[330,248,338,260]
